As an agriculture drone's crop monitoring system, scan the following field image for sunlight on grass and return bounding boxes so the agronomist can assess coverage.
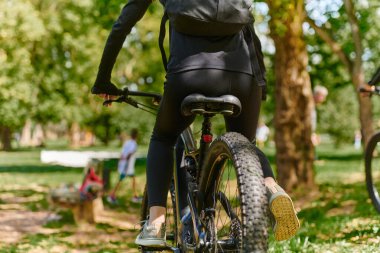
[1,142,379,252]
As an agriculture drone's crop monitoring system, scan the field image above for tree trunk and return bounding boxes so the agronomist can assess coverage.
[0,126,12,151]
[267,0,315,191]
[69,122,81,148]
[352,69,374,145]
[344,0,374,145]
[20,119,33,147]
[32,124,45,147]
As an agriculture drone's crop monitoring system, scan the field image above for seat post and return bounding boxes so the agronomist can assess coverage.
[198,115,214,171]
[201,115,213,141]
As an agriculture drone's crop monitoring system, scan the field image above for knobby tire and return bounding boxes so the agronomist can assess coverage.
[199,132,269,252]
[365,131,380,213]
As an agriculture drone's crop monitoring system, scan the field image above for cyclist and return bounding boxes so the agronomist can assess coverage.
[360,68,380,94]
[91,0,300,246]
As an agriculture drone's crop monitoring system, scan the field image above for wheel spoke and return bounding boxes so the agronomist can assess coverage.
[201,133,269,251]
[211,157,241,252]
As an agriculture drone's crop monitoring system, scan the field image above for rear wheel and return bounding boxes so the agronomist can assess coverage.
[199,132,269,252]
[365,132,380,213]
[140,182,178,252]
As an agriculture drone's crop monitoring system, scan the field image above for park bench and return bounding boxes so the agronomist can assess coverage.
[49,159,108,224]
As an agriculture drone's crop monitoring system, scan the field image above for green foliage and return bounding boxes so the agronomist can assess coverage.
[305,0,380,139]
[318,86,359,146]
[0,0,41,129]
[3,0,378,147]
[0,0,168,148]
[29,0,106,125]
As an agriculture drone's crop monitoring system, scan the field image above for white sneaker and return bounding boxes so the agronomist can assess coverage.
[135,222,166,247]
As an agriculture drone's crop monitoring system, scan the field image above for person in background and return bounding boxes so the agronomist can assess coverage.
[256,121,270,149]
[311,85,328,147]
[360,68,380,95]
[80,159,104,200]
[354,130,362,150]
[107,129,141,204]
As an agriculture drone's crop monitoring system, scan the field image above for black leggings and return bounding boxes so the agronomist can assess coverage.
[147,69,274,208]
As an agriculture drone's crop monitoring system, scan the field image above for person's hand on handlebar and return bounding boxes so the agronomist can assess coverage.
[359,83,375,97]
[91,81,122,107]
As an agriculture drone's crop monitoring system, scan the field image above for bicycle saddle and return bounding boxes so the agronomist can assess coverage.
[181,94,242,117]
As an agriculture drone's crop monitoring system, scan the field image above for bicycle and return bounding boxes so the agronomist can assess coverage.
[360,86,380,213]
[105,88,269,252]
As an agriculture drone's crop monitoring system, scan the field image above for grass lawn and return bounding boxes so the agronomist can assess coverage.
[0,143,379,252]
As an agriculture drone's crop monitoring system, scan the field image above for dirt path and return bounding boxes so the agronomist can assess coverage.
[0,210,59,244]
[0,188,141,252]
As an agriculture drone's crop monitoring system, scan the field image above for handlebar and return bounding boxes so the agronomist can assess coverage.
[359,86,380,96]
[102,88,162,110]
[122,89,162,101]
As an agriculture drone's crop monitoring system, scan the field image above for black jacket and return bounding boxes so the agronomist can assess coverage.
[93,0,266,96]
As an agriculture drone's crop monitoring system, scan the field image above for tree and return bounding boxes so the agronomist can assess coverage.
[306,0,376,145]
[1,0,169,149]
[265,0,315,191]
[28,0,111,146]
[318,86,359,146]
[87,2,167,145]
[0,0,44,150]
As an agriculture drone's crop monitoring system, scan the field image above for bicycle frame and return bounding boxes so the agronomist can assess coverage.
[104,89,237,251]
[172,115,215,249]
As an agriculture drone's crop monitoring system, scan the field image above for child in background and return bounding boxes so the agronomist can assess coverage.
[80,159,104,201]
[108,129,141,204]
[256,121,270,148]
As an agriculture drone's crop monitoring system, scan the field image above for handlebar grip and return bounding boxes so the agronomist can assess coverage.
[358,86,380,95]
[91,84,125,96]
[120,87,130,96]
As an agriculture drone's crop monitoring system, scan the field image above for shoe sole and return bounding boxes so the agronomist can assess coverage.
[135,238,166,248]
[270,195,300,241]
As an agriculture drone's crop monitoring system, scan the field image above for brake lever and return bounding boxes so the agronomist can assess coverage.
[102,96,126,107]
[102,96,140,108]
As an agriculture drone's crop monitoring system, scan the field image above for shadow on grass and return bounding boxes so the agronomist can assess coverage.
[261,140,364,160]
[0,165,82,173]
[317,153,363,161]
[256,149,362,163]
[295,182,378,241]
